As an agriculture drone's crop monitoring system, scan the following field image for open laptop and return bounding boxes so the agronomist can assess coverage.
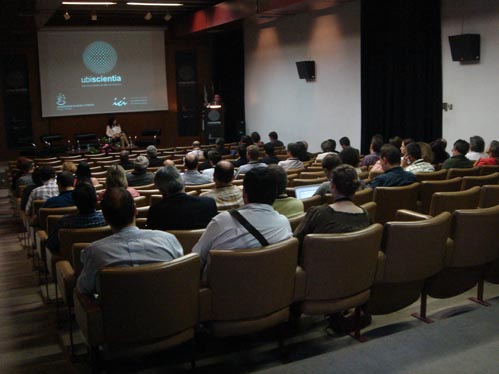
[294,184,322,200]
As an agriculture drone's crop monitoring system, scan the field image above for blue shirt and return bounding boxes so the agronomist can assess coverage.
[368,166,417,188]
[42,190,74,208]
[77,226,183,294]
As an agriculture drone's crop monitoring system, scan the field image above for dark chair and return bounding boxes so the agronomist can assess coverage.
[135,129,161,147]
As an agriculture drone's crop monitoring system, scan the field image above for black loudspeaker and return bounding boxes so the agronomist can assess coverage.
[296,61,315,80]
[448,34,480,62]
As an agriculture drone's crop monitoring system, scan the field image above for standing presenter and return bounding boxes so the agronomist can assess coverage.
[106,118,129,147]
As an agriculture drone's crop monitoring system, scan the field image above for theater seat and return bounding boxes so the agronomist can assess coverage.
[373,182,419,224]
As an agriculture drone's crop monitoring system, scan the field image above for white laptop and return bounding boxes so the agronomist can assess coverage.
[294,184,322,200]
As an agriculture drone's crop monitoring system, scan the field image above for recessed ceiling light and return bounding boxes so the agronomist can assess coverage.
[164,12,172,21]
[144,11,153,20]
[63,11,71,20]
[127,2,183,6]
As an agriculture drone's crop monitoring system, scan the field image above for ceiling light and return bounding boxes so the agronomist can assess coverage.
[91,12,97,21]
[144,12,152,20]
[127,2,183,6]
[164,12,172,21]
[63,11,71,20]
[62,2,117,5]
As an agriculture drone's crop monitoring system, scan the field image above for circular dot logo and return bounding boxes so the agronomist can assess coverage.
[82,41,117,74]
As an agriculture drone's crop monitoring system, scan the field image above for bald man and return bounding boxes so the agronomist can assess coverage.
[201,161,243,210]
[181,153,212,185]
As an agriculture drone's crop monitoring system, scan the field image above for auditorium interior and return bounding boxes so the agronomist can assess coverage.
[1,0,499,373]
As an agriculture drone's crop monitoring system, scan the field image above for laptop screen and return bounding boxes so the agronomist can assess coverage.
[294,184,322,199]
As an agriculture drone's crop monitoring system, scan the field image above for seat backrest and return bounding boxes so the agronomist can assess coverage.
[446,167,480,179]
[419,177,462,214]
[185,183,215,193]
[289,213,305,232]
[381,212,451,283]
[299,171,326,179]
[207,238,298,320]
[301,195,322,212]
[373,182,419,224]
[293,178,328,187]
[150,194,163,206]
[479,185,499,208]
[302,224,383,301]
[59,226,112,261]
[98,254,200,344]
[448,205,499,267]
[461,172,499,190]
[360,201,377,223]
[136,206,149,218]
[135,189,161,205]
[134,183,157,190]
[166,229,205,255]
[429,186,480,216]
[133,196,148,207]
[479,165,499,176]
[38,206,77,231]
[136,218,147,229]
[352,188,373,206]
[71,243,90,275]
[415,169,448,182]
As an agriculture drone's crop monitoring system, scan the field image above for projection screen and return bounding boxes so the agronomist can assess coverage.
[38,28,168,117]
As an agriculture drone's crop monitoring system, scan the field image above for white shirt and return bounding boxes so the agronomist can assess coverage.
[192,203,293,269]
[235,161,268,178]
[278,158,305,171]
[466,151,488,161]
[106,124,122,138]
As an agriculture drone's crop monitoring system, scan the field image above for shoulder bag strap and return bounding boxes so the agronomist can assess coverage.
[229,209,269,246]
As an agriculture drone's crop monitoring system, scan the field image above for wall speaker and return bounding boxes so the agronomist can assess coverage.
[448,34,480,62]
[296,61,315,80]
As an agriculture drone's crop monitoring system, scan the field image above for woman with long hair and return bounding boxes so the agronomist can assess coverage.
[106,117,129,147]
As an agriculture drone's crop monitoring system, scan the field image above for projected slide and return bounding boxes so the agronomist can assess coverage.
[38,29,168,117]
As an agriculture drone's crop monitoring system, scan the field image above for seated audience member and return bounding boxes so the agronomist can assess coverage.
[369,136,403,177]
[126,155,154,186]
[400,138,414,158]
[296,141,312,162]
[182,153,212,185]
[147,166,218,230]
[193,167,292,269]
[261,143,280,165]
[419,142,434,164]
[25,166,59,215]
[201,161,243,210]
[215,137,230,156]
[190,140,204,160]
[361,136,383,167]
[251,131,265,147]
[146,145,164,167]
[197,150,212,171]
[368,144,417,188]
[431,138,450,164]
[75,162,99,187]
[404,142,435,174]
[42,171,75,208]
[442,139,474,169]
[98,165,139,201]
[278,143,305,171]
[46,183,106,254]
[313,154,344,197]
[119,150,134,170]
[62,161,77,174]
[474,140,499,166]
[12,157,34,196]
[21,168,42,212]
[466,135,488,161]
[389,136,403,150]
[266,131,284,148]
[201,150,222,180]
[295,164,370,249]
[235,145,268,178]
[240,135,254,148]
[232,146,248,167]
[339,136,351,151]
[77,187,182,295]
[316,139,338,162]
[339,147,362,175]
[271,165,304,219]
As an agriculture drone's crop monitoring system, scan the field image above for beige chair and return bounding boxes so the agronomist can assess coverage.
[289,213,306,232]
[136,218,147,229]
[133,195,148,207]
[414,169,448,182]
[373,182,419,224]
[199,238,299,344]
[134,183,157,190]
[352,188,373,206]
[301,195,322,212]
[299,171,326,179]
[367,212,451,316]
[74,254,200,364]
[136,206,149,218]
[414,205,499,320]
[429,186,480,216]
[135,189,161,205]
[298,224,383,339]
[185,183,215,194]
[418,177,462,214]
[360,201,377,223]
[479,185,499,208]
[479,165,499,176]
[293,178,328,187]
[461,172,499,190]
[166,229,205,255]
[446,167,480,179]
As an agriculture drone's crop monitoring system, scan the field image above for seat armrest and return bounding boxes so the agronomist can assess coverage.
[395,209,431,221]
[198,287,212,322]
[56,261,76,305]
[293,266,306,302]
[374,251,386,282]
[73,289,104,346]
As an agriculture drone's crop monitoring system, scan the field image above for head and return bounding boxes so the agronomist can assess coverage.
[107,117,117,128]
[146,145,158,158]
[320,139,336,153]
[268,131,279,142]
[339,136,350,149]
[215,137,225,148]
[56,171,75,192]
[18,157,33,173]
[487,140,499,159]
[405,142,422,163]
[452,139,470,156]
[389,136,403,150]
[207,150,222,166]
[163,159,175,167]
[287,142,300,158]
[322,154,343,180]
[39,165,56,183]
[400,138,414,156]
[240,135,253,147]
[154,166,184,197]
[330,165,361,198]
[295,142,308,161]
[379,144,402,170]
[418,142,434,163]
[73,182,97,214]
[119,150,130,163]
[192,141,201,149]
[243,167,278,205]
[213,160,235,186]
[372,134,384,144]
[62,161,77,174]
[184,153,199,170]
[370,137,383,154]
[101,187,136,231]
[269,165,287,195]
[76,162,92,180]
[133,155,149,172]
[339,147,360,168]
[264,142,275,156]
[251,132,261,144]
[105,165,128,188]
[246,145,260,162]
[237,146,247,159]
[431,138,447,154]
[469,136,485,153]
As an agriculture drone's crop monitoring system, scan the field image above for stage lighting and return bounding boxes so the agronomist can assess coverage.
[164,12,172,21]
[63,11,71,21]
[144,12,152,20]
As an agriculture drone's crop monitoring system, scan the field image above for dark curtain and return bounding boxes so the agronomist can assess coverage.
[361,0,442,154]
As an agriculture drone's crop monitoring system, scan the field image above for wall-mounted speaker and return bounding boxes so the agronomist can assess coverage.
[296,61,315,80]
[448,34,480,62]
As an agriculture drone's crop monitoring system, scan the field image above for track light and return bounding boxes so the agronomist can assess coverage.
[164,12,172,21]
[63,11,71,20]
[91,12,97,21]
[144,12,152,21]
